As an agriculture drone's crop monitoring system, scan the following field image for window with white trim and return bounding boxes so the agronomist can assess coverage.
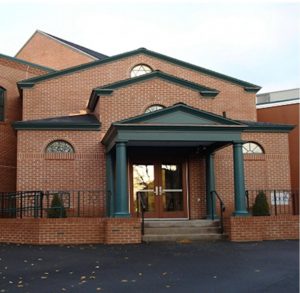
[130,64,152,77]
[242,142,264,154]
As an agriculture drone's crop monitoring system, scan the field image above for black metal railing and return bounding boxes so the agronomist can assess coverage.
[0,190,105,218]
[210,190,225,234]
[246,189,299,216]
[136,192,147,235]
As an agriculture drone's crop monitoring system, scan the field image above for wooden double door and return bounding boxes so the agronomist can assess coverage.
[131,160,188,218]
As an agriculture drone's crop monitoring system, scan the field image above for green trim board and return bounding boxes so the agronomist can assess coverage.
[88,71,219,111]
[0,52,56,73]
[13,114,100,131]
[238,120,294,132]
[17,47,260,91]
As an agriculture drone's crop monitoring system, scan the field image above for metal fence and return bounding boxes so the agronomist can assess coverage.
[0,190,105,218]
[246,190,299,216]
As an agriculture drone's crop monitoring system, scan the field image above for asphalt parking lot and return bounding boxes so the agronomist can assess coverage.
[0,240,298,293]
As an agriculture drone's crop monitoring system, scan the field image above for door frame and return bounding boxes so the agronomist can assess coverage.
[129,155,189,219]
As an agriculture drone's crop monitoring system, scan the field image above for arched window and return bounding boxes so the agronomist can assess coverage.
[145,104,165,113]
[242,142,264,154]
[46,140,74,153]
[130,64,152,77]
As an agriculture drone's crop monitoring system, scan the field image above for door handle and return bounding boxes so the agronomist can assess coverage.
[159,186,162,195]
[154,186,159,196]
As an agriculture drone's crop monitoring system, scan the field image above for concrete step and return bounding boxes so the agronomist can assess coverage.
[144,226,221,235]
[142,233,224,242]
[142,220,223,242]
[144,220,219,228]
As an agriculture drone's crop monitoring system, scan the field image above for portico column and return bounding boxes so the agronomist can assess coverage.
[106,151,114,217]
[233,141,249,216]
[206,153,217,219]
[114,142,130,217]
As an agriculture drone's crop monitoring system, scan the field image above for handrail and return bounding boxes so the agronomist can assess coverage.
[137,192,147,235]
[210,190,225,234]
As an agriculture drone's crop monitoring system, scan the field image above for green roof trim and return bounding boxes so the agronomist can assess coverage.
[238,120,295,132]
[13,114,100,131]
[17,48,260,91]
[0,52,56,73]
[88,71,219,111]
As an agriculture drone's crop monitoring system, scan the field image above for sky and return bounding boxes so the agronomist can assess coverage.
[0,0,299,93]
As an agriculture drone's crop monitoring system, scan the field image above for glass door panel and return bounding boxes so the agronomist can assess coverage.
[160,164,185,216]
[133,164,157,215]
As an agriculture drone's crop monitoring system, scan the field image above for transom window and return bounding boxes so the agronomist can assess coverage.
[0,87,5,122]
[46,140,74,153]
[242,142,264,154]
[145,104,165,113]
[131,64,152,77]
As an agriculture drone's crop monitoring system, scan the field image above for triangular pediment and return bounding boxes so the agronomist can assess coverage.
[115,104,242,126]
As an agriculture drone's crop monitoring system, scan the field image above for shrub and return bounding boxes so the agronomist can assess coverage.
[252,191,270,216]
[47,194,66,218]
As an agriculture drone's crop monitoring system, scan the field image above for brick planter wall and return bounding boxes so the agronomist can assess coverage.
[0,218,141,245]
[105,218,142,244]
[225,215,299,242]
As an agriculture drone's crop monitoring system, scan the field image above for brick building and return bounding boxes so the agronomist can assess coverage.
[0,31,298,244]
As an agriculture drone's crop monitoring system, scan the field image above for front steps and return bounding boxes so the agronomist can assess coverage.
[142,220,224,242]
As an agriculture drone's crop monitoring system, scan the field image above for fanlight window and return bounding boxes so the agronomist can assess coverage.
[46,140,74,153]
[145,104,165,113]
[130,64,152,77]
[242,142,264,154]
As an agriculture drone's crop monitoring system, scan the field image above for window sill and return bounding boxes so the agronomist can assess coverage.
[44,153,75,160]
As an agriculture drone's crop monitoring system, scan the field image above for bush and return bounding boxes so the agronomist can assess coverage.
[252,191,270,216]
[47,194,67,218]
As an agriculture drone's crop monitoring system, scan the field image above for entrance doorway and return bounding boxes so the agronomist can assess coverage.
[131,162,188,218]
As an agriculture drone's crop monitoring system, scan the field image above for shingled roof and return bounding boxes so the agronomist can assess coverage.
[42,31,109,60]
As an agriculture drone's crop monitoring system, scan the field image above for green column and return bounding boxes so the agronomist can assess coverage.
[233,141,248,216]
[106,151,114,217]
[206,153,217,219]
[114,142,130,217]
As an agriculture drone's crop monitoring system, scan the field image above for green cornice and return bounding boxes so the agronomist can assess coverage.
[17,47,260,91]
[88,71,219,111]
[13,122,100,131]
[243,125,294,132]
[0,53,56,73]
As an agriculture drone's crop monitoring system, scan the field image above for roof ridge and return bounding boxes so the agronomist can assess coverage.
[40,31,109,60]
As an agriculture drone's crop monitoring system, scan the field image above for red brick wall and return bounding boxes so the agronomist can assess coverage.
[188,155,206,219]
[214,132,291,216]
[16,32,95,70]
[105,218,142,244]
[0,57,49,192]
[0,218,141,245]
[257,103,299,190]
[22,53,257,121]
[225,215,299,242]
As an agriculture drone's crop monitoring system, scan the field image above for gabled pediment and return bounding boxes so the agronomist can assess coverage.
[87,71,219,111]
[115,103,243,126]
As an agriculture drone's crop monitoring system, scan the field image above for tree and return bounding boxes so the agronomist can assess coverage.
[252,191,270,216]
[47,194,66,218]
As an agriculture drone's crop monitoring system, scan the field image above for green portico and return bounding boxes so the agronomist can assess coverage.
[102,103,250,219]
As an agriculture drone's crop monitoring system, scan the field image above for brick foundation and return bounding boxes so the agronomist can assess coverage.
[225,215,299,242]
[0,217,141,245]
